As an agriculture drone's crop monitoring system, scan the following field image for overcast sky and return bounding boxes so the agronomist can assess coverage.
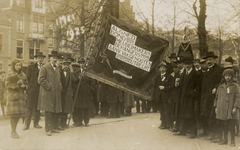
[130,0,239,36]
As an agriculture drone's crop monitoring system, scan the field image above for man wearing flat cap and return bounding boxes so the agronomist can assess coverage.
[199,52,223,141]
[153,62,174,131]
[174,57,201,138]
[24,52,46,130]
[38,51,63,136]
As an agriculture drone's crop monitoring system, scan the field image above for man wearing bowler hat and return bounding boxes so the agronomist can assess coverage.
[24,52,46,130]
[38,51,63,136]
[174,57,201,138]
[199,52,223,141]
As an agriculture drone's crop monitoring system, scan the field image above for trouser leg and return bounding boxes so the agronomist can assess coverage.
[109,103,117,117]
[201,116,209,134]
[116,102,121,117]
[45,111,52,132]
[142,101,146,113]
[25,108,33,128]
[136,100,140,113]
[60,113,68,128]
[163,102,172,128]
[158,102,166,127]
[179,118,187,134]
[229,119,235,142]
[1,104,5,116]
[83,108,90,125]
[33,109,40,126]
[52,113,59,130]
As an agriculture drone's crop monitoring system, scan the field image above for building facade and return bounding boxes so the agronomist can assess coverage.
[0,0,55,73]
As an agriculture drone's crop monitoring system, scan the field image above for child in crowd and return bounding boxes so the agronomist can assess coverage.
[214,69,240,147]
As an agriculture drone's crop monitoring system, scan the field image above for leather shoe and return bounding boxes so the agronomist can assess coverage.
[57,126,65,130]
[160,126,168,130]
[189,134,196,139]
[174,132,186,136]
[198,132,208,137]
[230,141,235,147]
[23,126,29,130]
[46,131,52,136]
[218,140,228,145]
[169,127,174,132]
[51,129,60,133]
[34,124,42,129]
[204,135,214,140]
[74,122,83,127]
[11,132,19,139]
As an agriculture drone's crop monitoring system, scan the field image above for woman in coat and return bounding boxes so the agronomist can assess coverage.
[6,60,27,138]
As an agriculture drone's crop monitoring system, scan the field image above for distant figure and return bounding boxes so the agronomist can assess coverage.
[177,35,194,60]
[0,71,6,117]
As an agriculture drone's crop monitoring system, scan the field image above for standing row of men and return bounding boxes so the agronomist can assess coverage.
[153,51,232,140]
[23,51,93,136]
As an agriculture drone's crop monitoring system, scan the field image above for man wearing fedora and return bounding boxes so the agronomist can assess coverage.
[58,58,74,130]
[153,62,174,131]
[38,51,63,136]
[200,52,223,141]
[174,57,201,138]
[24,52,46,130]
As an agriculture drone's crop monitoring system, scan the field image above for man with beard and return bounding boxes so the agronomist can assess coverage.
[24,52,46,130]
[174,57,201,138]
[199,52,223,142]
[38,51,62,136]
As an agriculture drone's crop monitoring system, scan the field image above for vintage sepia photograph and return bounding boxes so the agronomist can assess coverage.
[0,0,239,149]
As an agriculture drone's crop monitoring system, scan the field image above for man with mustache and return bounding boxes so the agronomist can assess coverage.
[199,52,223,142]
[38,51,62,136]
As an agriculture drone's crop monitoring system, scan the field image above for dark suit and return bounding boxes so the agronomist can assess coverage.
[25,63,41,128]
[59,70,74,128]
[178,68,201,135]
[200,64,223,135]
[153,73,174,128]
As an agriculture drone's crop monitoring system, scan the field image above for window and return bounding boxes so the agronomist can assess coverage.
[32,14,44,34]
[48,29,53,47]
[17,14,24,32]
[29,41,41,59]
[35,0,43,8]
[16,40,23,59]
[17,0,25,7]
[0,34,2,51]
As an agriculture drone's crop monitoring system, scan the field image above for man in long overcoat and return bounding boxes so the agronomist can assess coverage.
[174,57,201,138]
[38,51,62,136]
[58,59,74,129]
[200,52,223,140]
[24,52,45,130]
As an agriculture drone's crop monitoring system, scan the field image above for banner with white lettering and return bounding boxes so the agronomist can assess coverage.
[86,13,169,100]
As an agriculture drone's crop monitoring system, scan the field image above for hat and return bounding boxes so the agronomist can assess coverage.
[182,57,193,64]
[223,62,234,69]
[199,59,206,64]
[225,56,235,64]
[157,62,168,68]
[62,59,71,64]
[0,71,5,75]
[222,69,234,77]
[193,58,200,63]
[78,57,85,63]
[71,62,80,67]
[48,51,59,57]
[202,52,218,59]
[34,52,46,58]
[168,53,178,59]
[181,35,191,43]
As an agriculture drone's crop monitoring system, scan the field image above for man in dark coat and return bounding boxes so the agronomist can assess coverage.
[24,52,46,130]
[38,51,62,136]
[106,85,123,118]
[72,58,94,126]
[174,57,201,138]
[199,52,224,140]
[58,59,74,130]
[153,62,174,131]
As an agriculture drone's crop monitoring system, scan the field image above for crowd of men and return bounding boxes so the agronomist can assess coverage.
[18,51,135,136]
[152,51,240,147]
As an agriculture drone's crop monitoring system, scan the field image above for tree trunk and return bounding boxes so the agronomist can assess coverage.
[197,0,208,57]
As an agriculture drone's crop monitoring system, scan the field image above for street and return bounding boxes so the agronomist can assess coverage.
[0,111,239,150]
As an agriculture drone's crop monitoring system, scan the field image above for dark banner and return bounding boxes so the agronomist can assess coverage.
[86,13,169,100]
